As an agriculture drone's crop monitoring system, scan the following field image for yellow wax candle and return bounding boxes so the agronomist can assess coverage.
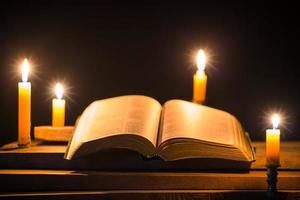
[52,83,65,127]
[266,114,280,166]
[18,58,31,147]
[193,49,207,104]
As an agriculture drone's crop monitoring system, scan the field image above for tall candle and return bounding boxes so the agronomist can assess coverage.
[193,49,207,104]
[266,114,280,166]
[18,58,31,147]
[52,83,65,127]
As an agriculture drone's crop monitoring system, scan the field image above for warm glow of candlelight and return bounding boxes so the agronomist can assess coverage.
[18,58,31,147]
[196,49,206,71]
[266,113,281,166]
[21,58,30,82]
[55,83,64,99]
[193,49,207,104]
[53,82,65,127]
[271,114,280,129]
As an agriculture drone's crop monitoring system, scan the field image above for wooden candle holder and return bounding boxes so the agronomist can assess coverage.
[34,126,75,142]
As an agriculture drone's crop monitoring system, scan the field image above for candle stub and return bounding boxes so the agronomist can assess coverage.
[52,99,65,126]
[266,129,280,166]
[193,70,207,104]
[52,83,66,127]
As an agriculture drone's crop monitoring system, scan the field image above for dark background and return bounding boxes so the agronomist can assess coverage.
[1,0,299,145]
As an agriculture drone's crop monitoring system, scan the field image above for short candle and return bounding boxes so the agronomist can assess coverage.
[193,49,207,104]
[18,58,31,147]
[52,83,65,127]
[266,114,280,166]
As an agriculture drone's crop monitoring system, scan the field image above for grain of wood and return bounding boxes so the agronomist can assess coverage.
[0,169,300,191]
[1,141,300,169]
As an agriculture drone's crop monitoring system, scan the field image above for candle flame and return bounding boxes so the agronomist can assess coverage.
[55,83,64,99]
[21,58,30,82]
[271,114,280,129]
[196,49,206,71]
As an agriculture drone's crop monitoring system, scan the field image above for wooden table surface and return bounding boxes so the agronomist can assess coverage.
[0,141,300,199]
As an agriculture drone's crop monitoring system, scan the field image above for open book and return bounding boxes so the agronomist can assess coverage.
[65,95,255,166]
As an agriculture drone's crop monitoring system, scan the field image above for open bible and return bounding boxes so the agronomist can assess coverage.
[65,95,255,167]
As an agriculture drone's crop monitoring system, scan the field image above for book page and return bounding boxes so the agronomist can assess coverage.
[66,95,161,159]
[159,100,237,146]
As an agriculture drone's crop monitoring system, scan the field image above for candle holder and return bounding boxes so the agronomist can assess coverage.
[18,141,31,148]
[266,165,279,200]
[34,126,74,142]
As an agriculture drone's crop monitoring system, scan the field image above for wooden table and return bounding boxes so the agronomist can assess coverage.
[0,141,300,199]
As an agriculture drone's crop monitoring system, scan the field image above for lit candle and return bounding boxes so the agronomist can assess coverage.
[193,49,207,104]
[18,58,31,147]
[266,114,281,166]
[52,83,65,127]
